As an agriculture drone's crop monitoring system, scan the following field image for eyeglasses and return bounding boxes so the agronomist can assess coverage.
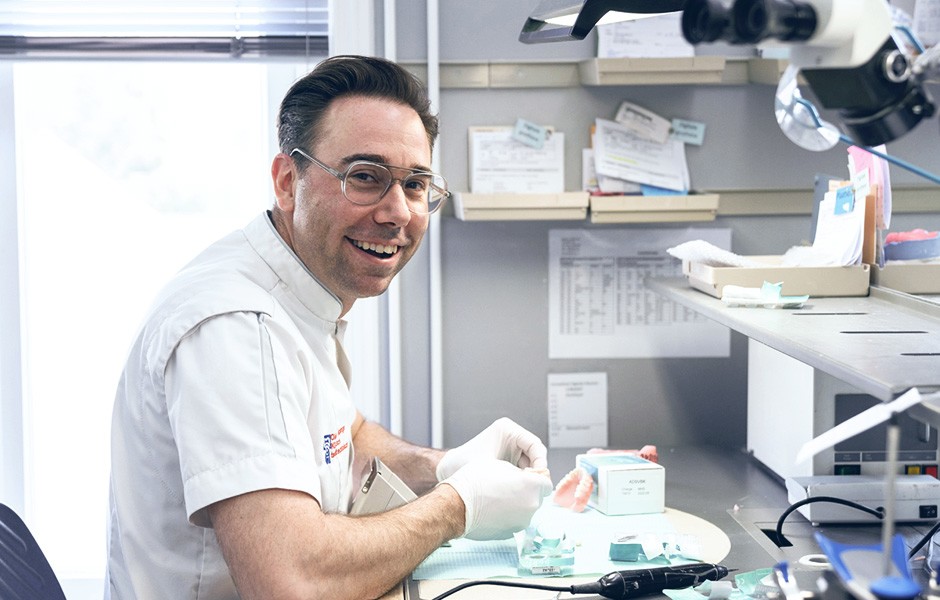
[290,148,449,215]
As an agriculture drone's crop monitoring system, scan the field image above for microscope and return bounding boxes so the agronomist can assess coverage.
[680,0,937,147]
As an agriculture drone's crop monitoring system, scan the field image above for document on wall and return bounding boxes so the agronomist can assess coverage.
[596,13,695,58]
[549,227,731,358]
[593,118,689,192]
[469,126,565,194]
[548,372,608,448]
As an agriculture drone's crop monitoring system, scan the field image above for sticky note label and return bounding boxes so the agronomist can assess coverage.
[511,118,548,149]
[834,185,855,214]
[671,118,706,146]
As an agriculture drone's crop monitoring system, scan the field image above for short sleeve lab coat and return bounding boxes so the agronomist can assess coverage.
[107,212,357,600]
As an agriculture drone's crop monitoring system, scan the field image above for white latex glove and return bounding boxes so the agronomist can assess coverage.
[441,458,552,541]
[435,417,548,482]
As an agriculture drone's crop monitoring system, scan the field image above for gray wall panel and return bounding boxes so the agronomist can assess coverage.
[396,0,940,452]
[438,217,803,450]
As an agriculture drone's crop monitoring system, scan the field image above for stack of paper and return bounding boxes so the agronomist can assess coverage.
[783,181,870,267]
[589,103,691,194]
[596,13,695,59]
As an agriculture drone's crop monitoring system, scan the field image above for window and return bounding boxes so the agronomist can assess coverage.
[0,1,328,59]
[1,5,403,597]
[9,58,388,598]
[13,59,287,597]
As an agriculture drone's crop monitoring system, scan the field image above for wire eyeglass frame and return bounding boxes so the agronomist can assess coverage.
[290,147,449,215]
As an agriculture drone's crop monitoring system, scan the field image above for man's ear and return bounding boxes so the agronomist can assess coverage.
[271,153,297,212]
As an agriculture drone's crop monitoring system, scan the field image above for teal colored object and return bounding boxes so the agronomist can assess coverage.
[517,523,575,576]
[609,540,644,562]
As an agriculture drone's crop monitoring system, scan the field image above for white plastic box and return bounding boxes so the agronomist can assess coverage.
[577,453,665,516]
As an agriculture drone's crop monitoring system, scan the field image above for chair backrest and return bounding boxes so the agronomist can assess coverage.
[0,503,67,600]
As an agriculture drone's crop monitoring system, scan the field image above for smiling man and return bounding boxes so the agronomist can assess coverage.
[106,55,552,600]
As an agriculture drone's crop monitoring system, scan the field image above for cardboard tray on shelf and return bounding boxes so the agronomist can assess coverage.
[452,192,589,221]
[684,256,871,298]
[871,260,940,294]
[590,193,718,223]
[578,57,727,85]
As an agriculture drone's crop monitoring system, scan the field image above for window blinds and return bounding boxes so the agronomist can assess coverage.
[0,0,328,58]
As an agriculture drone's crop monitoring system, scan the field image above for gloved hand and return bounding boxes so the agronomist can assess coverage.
[441,458,552,540]
[435,417,548,482]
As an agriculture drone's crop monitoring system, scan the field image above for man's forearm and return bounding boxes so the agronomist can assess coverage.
[211,485,465,600]
[353,419,444,494]
[337,484,465,596]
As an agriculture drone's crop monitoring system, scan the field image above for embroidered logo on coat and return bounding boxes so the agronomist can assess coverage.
[322,425,349,464]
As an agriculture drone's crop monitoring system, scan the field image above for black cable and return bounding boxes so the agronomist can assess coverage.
[775,495,940,561]
[429,578,573,600]
[427,564,729,600]
[775,495,884,543]
[908,520,940,559]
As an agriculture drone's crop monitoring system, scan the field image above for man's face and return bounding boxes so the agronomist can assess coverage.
[274,95,432,315]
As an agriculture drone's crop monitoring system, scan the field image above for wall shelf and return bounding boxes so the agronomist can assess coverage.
[452,192,589,221]
[746,57,789,84]
[590,193,719,223]
[448,187,939,222]
[404,57,789,89]
[579,56,727,86]
[451,191,721,222]
[649,279,940,432]
[650,278,940,401]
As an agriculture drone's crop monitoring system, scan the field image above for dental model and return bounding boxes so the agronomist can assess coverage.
[588,445,659,463]
[552,467,593,512]
[553,446,659,512]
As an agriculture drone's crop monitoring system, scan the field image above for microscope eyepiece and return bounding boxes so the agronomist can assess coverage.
[681,0,817,45]
[681,0,732,44]
[733,0,817,43]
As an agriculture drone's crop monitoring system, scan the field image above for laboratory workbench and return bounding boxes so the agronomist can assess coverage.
[648,279,940,402]
[399,446,789,599]
[396,445,939,599]
[649,278,940,432]
[391,281,940,599]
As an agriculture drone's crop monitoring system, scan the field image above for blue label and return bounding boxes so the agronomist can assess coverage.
[834,186,855,214]
[322,434,332,464]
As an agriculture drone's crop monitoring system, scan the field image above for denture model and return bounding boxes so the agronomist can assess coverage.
[552,467,593,512]
[587,445,659,463]
[553,445,658,512]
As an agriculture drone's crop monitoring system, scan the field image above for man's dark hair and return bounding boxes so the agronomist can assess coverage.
[277,54,439,162]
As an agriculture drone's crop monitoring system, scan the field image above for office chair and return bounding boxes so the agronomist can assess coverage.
[0,503,67,600]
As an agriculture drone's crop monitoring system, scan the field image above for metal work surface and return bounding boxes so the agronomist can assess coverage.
[405,446,792,599]
[618,447,937,580]
[403,446,940,598]
[649,279,940,402]
[628,445,790,572]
